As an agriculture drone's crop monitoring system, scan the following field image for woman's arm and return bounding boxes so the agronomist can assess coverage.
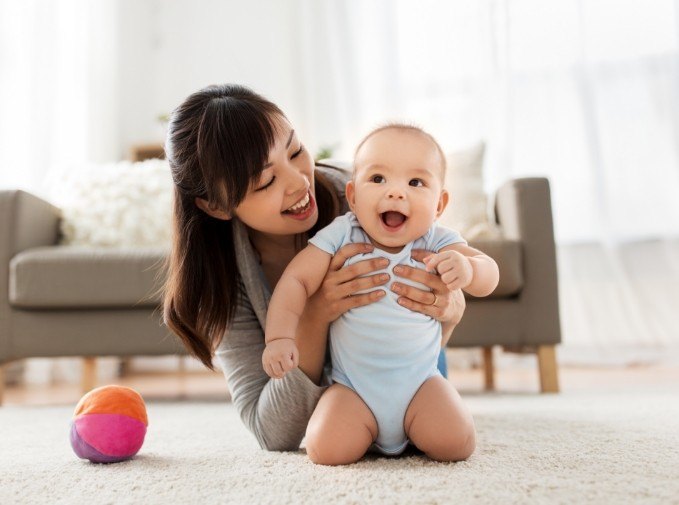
[215,280,328,452]
[440,289,466,347]
[216,245,387,451]
[295,300,331,385]
[215,243,393,451]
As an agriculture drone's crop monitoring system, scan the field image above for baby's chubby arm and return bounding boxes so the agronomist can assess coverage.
[262,244,332,379]
[423,244,499,298]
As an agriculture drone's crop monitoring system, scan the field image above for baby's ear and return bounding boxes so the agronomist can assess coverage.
[436,189,450,218]
[345,180,356,211]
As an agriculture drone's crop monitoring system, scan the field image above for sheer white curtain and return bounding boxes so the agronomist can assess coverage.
[0,0,120,196]
[0,0,121,384]
[292,0,679,364]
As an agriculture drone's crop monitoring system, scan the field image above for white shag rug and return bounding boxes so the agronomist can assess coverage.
[1,391,677,505]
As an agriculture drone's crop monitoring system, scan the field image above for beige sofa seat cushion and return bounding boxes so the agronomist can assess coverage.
[8,239,521,309]
[467,238,523,298]
[9,246,168,309]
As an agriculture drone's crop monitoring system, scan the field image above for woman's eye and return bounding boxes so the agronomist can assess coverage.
[256,176,276,192]
[291,144,304,159]
[409,179,424,187]
[371,175,384,183]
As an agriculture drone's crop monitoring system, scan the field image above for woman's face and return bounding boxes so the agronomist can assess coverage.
[196,117,318,237]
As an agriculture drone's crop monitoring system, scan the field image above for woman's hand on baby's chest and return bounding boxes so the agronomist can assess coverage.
[388,249,466,324]
[305,242,391,323]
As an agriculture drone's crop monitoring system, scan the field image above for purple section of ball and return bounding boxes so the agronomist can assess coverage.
[69,421,133,464]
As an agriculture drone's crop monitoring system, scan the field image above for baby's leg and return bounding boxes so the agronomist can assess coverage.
[404,375,476,462]
[304,383,378,466]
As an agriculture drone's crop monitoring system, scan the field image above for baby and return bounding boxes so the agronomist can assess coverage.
[263,123,499,456]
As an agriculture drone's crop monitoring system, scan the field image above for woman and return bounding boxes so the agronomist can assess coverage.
[162,84,467,453]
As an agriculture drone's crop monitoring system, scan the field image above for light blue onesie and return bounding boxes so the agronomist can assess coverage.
[308,211,466,455]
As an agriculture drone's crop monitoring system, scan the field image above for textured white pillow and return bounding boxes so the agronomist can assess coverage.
[439,142,501,241]
[45,159,173,248]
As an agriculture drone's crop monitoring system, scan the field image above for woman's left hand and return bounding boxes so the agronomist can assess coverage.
[390,249,466,324]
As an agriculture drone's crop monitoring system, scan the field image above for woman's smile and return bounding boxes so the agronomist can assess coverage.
[282,190,311,214]
[282,190,316,220]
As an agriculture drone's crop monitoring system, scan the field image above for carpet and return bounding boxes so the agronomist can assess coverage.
[1,391,677,504]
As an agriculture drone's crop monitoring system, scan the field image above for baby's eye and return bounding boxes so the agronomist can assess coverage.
[409,179,424,187]
[370,175,385,183]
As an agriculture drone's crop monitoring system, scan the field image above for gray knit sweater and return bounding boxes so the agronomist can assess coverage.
[214,164,352,451]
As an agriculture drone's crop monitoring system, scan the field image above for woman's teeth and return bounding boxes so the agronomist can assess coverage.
[284,192,310,214]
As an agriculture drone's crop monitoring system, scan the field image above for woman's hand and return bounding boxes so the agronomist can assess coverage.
[390,249,466,325]
[306,242,390,324]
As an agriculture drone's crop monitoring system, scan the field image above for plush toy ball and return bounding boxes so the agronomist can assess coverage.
[70,385,148,463]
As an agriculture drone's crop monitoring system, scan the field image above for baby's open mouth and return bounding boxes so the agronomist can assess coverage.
[380,211,407,228]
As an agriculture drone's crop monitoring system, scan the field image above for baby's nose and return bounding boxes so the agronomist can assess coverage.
[387,188,405,199]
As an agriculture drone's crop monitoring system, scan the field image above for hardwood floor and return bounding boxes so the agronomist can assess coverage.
[2,361,678,407]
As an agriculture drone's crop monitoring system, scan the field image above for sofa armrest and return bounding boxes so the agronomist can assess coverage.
[494,178,561,345]
[0,190,61,257]
[0,190,61,362]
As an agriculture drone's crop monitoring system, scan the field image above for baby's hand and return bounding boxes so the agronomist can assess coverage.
[262,338,299,379]
[423,250,474,291]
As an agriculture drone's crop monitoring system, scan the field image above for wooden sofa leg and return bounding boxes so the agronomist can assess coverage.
[81,357,97,394]
[483,347,495,391]
[537,345,559,393]
[119,357,132,377]
[0,362,6,406]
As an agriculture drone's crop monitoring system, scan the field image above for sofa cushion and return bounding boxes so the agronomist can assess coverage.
[8,239,522,309]
[9,246,168,309]
[441,142,502,241]
[467,238,523,298]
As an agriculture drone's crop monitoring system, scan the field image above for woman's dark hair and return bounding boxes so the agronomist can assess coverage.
[161,84,339,370]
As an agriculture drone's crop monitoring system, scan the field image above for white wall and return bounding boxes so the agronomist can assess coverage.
[115,0,303,158]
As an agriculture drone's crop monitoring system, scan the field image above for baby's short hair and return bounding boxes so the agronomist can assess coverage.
[353,122,447,184]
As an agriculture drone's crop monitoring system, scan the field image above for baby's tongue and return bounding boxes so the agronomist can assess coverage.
[383,211,406,227]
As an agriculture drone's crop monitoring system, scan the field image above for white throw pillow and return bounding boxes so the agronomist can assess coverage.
[439,141,501,241]
[44,159,173,248]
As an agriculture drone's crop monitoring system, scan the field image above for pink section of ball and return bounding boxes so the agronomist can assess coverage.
[74,413,147,457]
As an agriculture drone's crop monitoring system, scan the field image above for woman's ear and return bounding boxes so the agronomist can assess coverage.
[436,189,450,218]
[194,197,232,220]
[345,180,356,212]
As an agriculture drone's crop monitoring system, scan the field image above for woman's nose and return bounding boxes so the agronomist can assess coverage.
[285,172,309,197]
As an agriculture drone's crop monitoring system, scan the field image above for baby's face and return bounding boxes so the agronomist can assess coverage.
[346,129,449,253]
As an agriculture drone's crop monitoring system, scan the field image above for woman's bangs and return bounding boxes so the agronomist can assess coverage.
[199,98,283,211]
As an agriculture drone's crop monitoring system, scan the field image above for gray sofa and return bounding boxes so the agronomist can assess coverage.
[0,177,561,404]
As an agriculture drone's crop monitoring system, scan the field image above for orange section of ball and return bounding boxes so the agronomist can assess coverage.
[73,385,148,426]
